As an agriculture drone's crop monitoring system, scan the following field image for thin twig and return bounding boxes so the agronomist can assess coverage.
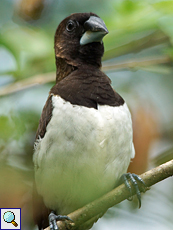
[44,159,173,230]
[0,72,55,97]
[102,55,171,72]
[103,30,170,60]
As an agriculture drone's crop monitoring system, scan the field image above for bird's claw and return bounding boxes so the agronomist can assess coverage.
[120,173,146,208]
[49,212,73,230]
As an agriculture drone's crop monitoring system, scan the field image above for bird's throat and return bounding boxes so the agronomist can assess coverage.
[55,57,77,83]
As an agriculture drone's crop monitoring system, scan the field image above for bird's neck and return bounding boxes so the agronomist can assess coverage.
[55,56,102,83]
[55,57,77,83]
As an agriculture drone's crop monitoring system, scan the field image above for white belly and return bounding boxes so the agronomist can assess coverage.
[33,95,134,214]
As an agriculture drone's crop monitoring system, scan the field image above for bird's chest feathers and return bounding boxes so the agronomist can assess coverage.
[34,96,134,213]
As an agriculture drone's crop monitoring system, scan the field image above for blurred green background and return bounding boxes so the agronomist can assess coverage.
[0,0,173,229]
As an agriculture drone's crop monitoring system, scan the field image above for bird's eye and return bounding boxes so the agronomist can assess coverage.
[66,20,76,32]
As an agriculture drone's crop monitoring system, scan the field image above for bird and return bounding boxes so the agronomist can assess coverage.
[33,12,145,230]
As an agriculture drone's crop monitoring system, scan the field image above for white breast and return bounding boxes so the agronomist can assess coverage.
[33,95,135,214]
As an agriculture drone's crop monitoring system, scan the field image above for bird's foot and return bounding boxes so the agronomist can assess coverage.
[49,211,73,230]
[120,173,146,208]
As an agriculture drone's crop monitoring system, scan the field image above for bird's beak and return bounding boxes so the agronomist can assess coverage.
[80,16,109,45]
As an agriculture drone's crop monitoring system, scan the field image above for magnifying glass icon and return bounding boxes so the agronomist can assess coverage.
[3,211,18,227]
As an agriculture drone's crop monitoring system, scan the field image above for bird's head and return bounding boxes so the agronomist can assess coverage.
[54,13,108,68]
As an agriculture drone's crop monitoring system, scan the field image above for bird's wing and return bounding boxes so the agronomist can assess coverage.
[35,94,53,140]
[33,95,53,229]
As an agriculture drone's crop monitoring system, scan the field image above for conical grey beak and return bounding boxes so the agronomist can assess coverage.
[80,16,109,45]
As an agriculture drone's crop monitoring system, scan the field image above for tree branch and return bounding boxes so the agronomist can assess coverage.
[44,159,173,230]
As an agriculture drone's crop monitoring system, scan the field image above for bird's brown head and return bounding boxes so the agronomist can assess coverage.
[54,13,108,81]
